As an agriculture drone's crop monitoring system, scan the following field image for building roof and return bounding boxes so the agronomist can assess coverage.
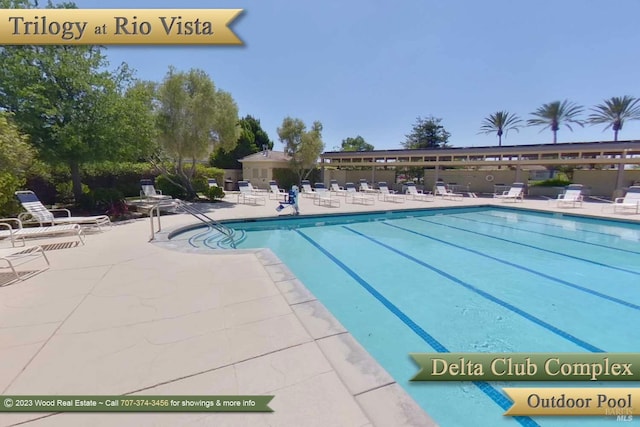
[320,140,640,168]
[239,150,291,163]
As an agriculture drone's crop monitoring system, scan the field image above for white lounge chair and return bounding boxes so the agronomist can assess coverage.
[313,183,340,207]
[359,179,379,194]
[15,191,111,231]
[345,182,375,205]
[247,182,267,194]
[207,178,219,188]
[268,180,287,200]
[300,180,315,198]
[237,181,266,205]
[434,182,463,201]
[377,182,405,203]
[330,180,347,197]
[614,186,640,214]
[556,184,584,208]
[140,179,173,201]
[493,183,525,202]
[0,218,85,247]
[0,245,50,286]
[404,182,434,202]
[314,182,329,194]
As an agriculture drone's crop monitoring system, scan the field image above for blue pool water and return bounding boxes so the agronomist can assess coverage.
[173,207,640,426]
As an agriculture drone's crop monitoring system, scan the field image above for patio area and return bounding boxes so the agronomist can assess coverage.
[1,194,638,427]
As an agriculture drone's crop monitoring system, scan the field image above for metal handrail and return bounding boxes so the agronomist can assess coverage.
[148,200,237,248]
[149,203,167,241]
[175,200,237,249]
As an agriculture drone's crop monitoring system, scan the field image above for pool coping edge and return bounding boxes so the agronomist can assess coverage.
[254,247,439,427]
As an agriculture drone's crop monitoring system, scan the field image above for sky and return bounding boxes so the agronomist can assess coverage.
[71,0,640,152]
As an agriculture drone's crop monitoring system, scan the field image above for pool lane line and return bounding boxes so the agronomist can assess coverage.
[474,211,640,243]
[294,229,539,427]
[382,222,640,312]
[414,218,640,277]
[449,213,640,256]
[342,226,604,354]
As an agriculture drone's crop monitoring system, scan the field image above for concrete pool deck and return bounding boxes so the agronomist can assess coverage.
[1,194,638,427]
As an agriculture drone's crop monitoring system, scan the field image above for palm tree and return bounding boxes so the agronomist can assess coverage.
[478,111,523,147]
[527,100,584,143]
[588,96,640,141]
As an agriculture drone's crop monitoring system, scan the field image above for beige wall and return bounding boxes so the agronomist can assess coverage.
[241,161,288,189]
[573,169,640,198]
[423,169,523,193]
[241,163,640,196]
[419,168,640,197]
[324,169,397,190]
[326,168,526,193]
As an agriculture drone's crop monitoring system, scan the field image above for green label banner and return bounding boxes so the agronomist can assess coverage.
[0,395,273,412]
[410,353,640,381]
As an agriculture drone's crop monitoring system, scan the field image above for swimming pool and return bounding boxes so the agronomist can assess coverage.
[172,207,640,426]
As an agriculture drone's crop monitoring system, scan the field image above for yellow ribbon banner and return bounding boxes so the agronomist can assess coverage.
[504,388,638,417]
[0,9,243,45]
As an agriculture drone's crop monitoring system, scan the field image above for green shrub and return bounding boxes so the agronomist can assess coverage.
[205,185,225,200]
[192,165,224,192]
[155,165,225,200]
[531,178,572,187]
[92,187,124,208]
[272,168,321,190]
[155,175,187,199]
[0,173,24,216]
[54,181,90,205]
[0,112,35,216]
[82,161,156,198]
[90,187,127,218]
[23,161,156,208]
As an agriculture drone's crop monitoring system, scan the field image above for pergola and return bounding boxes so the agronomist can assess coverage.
[320,140,640,189]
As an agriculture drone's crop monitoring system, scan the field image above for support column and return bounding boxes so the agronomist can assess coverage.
[514,164,522,182]
[614,161,625,199]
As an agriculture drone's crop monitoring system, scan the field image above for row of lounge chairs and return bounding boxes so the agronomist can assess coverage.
[143,176,640,215]
[299,180,440,205]
[1,191,112,285]
[494,182,640,213]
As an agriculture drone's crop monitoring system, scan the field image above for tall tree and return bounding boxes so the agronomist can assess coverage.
[0,1,156,201]
[210,115,272,169]
[527,100,584,143]
[402,116,450,149]
[339,135,374,152]
[277,117,324,184]
[154,67,240,197]
[478,111,523,147]
[588,96,640,141]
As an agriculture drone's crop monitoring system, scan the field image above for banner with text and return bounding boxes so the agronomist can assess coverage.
[0,9,243,45]
[0,395,273,412]
[410,353,640,381]
[503,388,637,416]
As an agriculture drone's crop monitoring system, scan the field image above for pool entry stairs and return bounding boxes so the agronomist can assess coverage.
[175,201,245,249]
